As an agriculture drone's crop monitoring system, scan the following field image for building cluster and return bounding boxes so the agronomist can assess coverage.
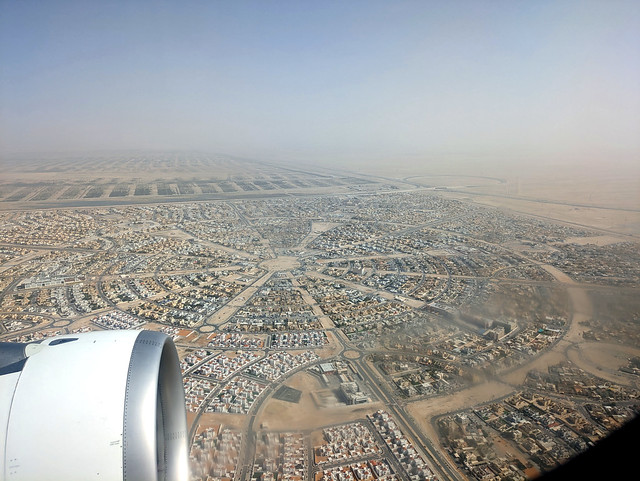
[314,422,379,464]
[299,276,410,329]
[183,377,216,413]
[362,273,423,299]
[252,432,307,481]
[251,217,311,248]
[339,382,370,405]
[207,376,268,414]
[127,294,207,327]
[0,246,32,265]
[437,378,639,480]
[235,192,451,226]
[103,278,139,303]
[437,209,590,246]
[310,221,401,259]
[160,325,197,342]
[91,310,145,330]
[132,275,244,321]
[116,233,225,260]
[180,348,319,417]
[438,410,538,479]
[69,282,107,313]
[373,354,463,399]
[181,220,271,258]
[369,411,437,481]
[270,330,328,349]
[530,241,640,287]
[181,349,215,375]
[18,274,85,290]
[246,350,319,382]
[0,312,48,335]
[193,351,262,382]
[229,278,321,332]
[307,360,372,407]
[317,460,397,481]
[190,426,242,481]
[579,302,640,346]
[374,317,569,402]
[3,324,90,343]
[524,362,640,429]
[207,332,265,349]
[129,276,164,299]
[528,361,640,400]
[0,210,97,246]
[583,402,638,433]
[158,251,236,272]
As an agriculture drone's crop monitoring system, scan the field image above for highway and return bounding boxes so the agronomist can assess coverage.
[351,354,464,481]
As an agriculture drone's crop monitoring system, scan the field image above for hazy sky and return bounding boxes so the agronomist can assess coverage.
[1,1,638,166]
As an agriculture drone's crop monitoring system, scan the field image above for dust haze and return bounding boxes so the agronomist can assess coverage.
[1,2,639,478]
[1,149,638,479]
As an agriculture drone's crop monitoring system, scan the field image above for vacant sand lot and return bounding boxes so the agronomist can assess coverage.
[567,342,640,387]
[257,371,383,431]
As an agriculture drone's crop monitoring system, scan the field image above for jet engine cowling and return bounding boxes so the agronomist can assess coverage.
[0,330,188,481]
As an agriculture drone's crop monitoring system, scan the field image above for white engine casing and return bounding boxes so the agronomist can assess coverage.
[0,330,188,481]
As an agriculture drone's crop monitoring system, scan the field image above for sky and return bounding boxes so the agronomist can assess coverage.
[1,0,639,168]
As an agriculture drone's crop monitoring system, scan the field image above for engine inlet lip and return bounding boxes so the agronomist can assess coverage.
[123,330,188,481]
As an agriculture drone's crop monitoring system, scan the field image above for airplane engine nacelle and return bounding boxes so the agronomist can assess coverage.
[0,330,188,481]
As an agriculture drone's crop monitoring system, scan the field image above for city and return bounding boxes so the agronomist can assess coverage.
[0,155,638,481]
[1,1,639,479]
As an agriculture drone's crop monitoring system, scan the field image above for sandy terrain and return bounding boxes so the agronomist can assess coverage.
[406,380,516,441]
[407,262,601,439]
[0,153,401,212]
[260,256,301,271]
[563,235,630,246]
[358,158,640,236]
[2,154,638,477]
[457,194,640,236]
[192,412,248,431]
[256,371,383,431]
[567,342,640,387]
[364,157,639,210]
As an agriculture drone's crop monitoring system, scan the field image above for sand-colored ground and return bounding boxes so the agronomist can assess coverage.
[371,159,640,212]
[260,256,301,271]
[312,330,342,358]
[406,380,516,441]
[256,370,383,431]
[459,195,640,236]
[501,281,591,388]
[503,351,569,387]
[567,342,640,387]
[389,161,640,236]
[563,235,629,246]
[407,262,600,442]
[342,350,361,360]
[427,163,640,237]
[297,222,341,249]
[2,154,638,475]
[0,157,395,211]
[191,412,248,431]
